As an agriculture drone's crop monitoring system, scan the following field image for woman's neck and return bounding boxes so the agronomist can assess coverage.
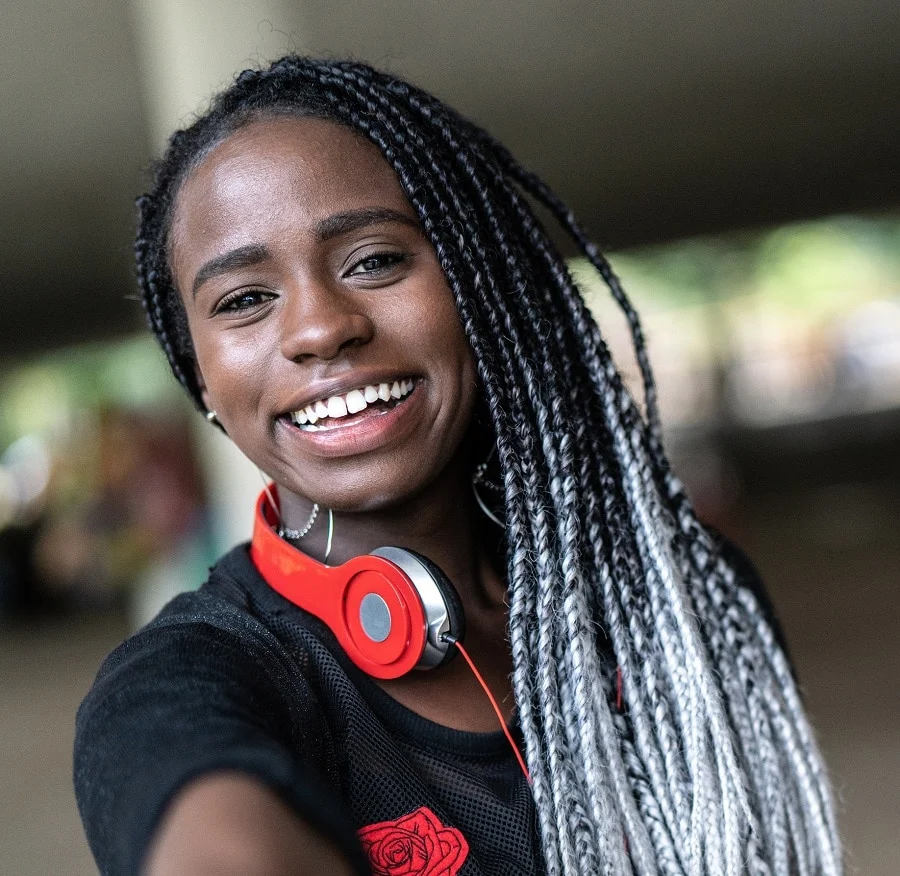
[277,455,507,612]
[276,455,513,732]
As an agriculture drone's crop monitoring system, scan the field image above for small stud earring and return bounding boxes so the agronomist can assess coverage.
[205,410,219,424]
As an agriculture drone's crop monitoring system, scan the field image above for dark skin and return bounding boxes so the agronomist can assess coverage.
[148,117,515,873]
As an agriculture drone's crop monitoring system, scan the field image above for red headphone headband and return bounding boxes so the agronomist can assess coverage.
[250,488,437,679]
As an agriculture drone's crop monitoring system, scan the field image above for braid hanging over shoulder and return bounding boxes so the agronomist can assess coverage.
[135,55,842,876]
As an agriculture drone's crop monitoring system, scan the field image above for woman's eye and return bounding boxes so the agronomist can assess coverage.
[347,252,406,277]
[215,290,275,314]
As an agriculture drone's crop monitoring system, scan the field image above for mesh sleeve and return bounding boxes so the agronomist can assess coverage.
[73,613,370,876]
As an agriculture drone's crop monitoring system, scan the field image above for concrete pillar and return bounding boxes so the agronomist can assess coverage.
[130,0,306,152]
[129,0,307,567]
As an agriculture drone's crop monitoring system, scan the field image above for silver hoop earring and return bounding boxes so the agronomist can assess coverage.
[472,457,505,529]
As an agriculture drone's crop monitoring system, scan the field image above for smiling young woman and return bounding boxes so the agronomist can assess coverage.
[74,57,842,876]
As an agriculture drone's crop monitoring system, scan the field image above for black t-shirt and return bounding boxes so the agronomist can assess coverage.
[74,545,541,876]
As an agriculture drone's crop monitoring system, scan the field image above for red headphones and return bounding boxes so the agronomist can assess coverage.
[250,488,466,679]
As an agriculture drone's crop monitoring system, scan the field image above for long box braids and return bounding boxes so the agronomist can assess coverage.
[134,56,842,876]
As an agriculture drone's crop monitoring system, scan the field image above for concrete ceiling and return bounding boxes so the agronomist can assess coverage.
[2,0,898,360]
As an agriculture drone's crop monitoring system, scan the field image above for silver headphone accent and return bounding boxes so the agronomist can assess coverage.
[370,546,453,669]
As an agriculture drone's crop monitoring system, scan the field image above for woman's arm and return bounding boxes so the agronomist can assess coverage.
[144,773,357,876]
[75,599,370,876]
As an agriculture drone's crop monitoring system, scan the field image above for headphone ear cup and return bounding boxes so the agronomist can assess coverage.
[400,549,466,666]
[370,547,466,670]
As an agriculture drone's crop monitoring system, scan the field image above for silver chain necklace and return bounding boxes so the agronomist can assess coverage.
[277,503,319,540]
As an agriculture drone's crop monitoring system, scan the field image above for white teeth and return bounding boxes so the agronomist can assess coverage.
[326,396,348,418]
[291,379,416,428]
[345,389,366,414]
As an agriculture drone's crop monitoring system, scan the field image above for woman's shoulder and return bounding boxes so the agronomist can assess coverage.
[707,528,793,665]
[79,542,345,749]
[87,547,285,685]
[114,542,315,668]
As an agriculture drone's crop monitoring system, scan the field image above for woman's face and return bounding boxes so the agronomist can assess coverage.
[169,116,479,513]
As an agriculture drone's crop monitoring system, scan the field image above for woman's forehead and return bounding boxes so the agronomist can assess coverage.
[169,116,417,266]
[182,116,406,208]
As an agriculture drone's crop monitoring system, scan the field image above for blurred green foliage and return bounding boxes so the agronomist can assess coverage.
[574,213,900,316]
[0,338,185,452]
[2,213,898,452]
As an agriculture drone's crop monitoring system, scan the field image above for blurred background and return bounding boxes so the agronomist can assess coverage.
[1,1,897,873]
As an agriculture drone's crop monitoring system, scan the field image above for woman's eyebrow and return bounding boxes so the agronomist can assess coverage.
[192,244,269,298]
[190,210,418,298]
[315,208,420,241]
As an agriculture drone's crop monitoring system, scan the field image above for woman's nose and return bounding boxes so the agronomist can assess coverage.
[279,279,374,362]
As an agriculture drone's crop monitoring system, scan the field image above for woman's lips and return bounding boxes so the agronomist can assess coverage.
[278,382,423,458]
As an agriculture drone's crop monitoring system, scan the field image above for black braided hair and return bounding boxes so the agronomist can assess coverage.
[136,56,841,876]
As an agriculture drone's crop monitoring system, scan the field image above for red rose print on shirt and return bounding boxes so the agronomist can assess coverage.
[358,806,469,876]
